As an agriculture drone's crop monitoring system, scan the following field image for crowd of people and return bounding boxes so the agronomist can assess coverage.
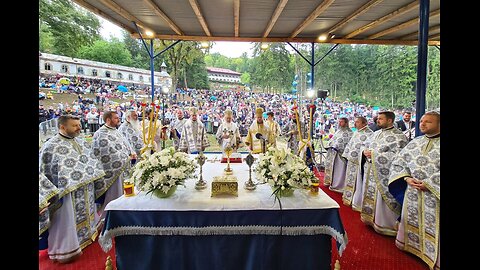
[39,74,437,267]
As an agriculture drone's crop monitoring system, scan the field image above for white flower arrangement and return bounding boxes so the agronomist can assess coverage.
[132,147,198,194]
[254,147,316,193]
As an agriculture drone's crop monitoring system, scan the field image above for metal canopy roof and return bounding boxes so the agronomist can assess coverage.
[73,0,439,46]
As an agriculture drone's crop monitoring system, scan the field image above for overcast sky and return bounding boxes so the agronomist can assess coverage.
[99,17,254,58]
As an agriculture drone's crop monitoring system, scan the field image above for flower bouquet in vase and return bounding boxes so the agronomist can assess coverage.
[131,147,197,198]
[254,147,316,198]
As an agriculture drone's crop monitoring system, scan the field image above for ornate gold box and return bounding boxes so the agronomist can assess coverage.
[211,175,238,197]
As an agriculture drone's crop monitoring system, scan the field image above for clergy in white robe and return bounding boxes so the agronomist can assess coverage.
[265,111,281,148]
[39,172,59,238]
[245,107,273,154]
[360,111,408,236]
[341,117,373,210]
[39,115,105,263]
[323,117,353,193]
[93,111,136,219]
[179,107,210,154]
[388,111,440,270]
[170,109,187,151]
[118,109,144,157]
[216,109,241,152]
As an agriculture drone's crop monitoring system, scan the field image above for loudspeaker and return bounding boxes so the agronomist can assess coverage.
[317,90,328,99]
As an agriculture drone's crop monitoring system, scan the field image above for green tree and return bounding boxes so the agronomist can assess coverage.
[240,72,251,84]
[77,38,133,66]
[426,46,440,110]
[178,57,210,89]
[123,32,150,69]
[156,41,205,91]
[250,43,294,93]
[39,22,54,53]
[39,0,100,57]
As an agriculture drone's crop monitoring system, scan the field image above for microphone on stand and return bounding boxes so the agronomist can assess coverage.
[256,133,266,153]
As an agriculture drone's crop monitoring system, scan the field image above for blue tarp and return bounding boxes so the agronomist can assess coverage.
[118,85,128,92]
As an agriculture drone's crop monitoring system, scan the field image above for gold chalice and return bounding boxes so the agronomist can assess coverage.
[224,145,233,175]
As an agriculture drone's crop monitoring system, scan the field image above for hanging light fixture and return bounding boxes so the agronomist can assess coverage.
[318,33,335,42]
[200,41,210,49]
[260,42,269,50]
[145,30,155,37]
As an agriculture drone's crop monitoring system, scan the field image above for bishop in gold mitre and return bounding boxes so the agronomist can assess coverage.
[245,107,273,154]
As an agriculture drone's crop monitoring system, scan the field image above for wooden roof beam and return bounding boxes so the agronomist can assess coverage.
[262,0,289,38]
[97,0,148,30]
[188,0,212,36]
[72,0,136,33]
[131,33,439,46]
[399,24,440,40]
[142,0,184,35]
[290,0,336,38]
[367,9,440,39]
[234,0,240,37]
[327,0,383,34]
[429,33,440,40]
[343,0,419,39]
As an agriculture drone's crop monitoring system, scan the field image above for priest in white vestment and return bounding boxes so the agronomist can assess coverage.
[216,108,241,152]
[170,109,187,151]
[118,109,144,157]
[323,117,353,193]
[341,116,373,210]
[93,111,137,220]
[179,107,210,154]
[360,111,408,236]
[265,111,281,148]
[245,107,273,154]
[39,114,105,263]
[388,111,440,270]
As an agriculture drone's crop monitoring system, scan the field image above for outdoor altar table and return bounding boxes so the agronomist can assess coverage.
[99,153,347,270]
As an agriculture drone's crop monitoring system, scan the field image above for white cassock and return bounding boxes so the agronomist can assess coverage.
[359,126,408,236]
[323,127,353,193]
[388,134,440,270]
[170,118,187,151]
[341,126,373,210]
[216,121,241,151]
[39,134,105,261]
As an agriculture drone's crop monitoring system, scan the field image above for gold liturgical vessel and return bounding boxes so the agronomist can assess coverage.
[212,145,238,197]
[223,145,233,175]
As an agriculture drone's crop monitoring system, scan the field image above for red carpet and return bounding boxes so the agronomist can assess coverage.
[39,171,429,270]
[39,240,116,270]
[314,169,429,270]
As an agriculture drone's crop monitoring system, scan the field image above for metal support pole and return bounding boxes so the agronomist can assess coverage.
[154,40,181,59]
[162,95,166,149]
[150,40,155,102]
[314,44,339,66]
[132,22,153,59]
[286,42,312,65]
[415,0,430,137]
[310,42,315,90]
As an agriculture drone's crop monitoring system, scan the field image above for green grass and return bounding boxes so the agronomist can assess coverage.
[39,90,128,109]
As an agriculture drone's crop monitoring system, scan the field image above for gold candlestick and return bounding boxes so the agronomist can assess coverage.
[244,153,256,190]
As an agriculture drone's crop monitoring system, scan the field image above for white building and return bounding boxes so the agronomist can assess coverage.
[206,67,241,84]
[39,52,172,88]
